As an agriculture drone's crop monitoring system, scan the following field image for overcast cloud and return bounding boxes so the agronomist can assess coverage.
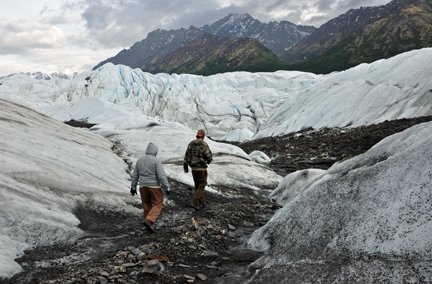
[0,0,390,77]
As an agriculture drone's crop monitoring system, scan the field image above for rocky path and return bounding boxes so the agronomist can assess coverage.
[3,116,432,284]
[5,179,278,284]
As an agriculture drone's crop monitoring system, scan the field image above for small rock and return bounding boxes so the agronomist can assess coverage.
[97,269,109,277]
[242,221,255,227]
[196,273,208,281]
[116,251,128,257]
[148,259,161,267]
[141,266,158,275]
[147,254,169,262]
[140,260,165,275]
[178,263,192,268]
[113,266,126,273]
[202,250,219,257]
[137,252,147,262]
[228,224,236,230]
[227,232,237,238]
[184,274,195,280]
[131,248,142,255]
[121,263,136,268]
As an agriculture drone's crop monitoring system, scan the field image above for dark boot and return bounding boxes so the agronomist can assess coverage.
[143,219,155,233]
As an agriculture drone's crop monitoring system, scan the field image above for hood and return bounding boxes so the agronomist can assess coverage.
[145,142,158,156]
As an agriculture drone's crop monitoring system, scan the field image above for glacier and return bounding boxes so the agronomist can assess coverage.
[247,121,432,283]
[1,48,432,142]
[0,48,432,281]
[0,95,281,278]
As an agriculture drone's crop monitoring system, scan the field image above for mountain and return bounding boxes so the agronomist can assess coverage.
[281,0,414,64]
[0,71,77,80]
[201,13,316,57]
[148,33,288,75]
[285,0,432,73]
[92,13,315,73]
[93,26,205,71]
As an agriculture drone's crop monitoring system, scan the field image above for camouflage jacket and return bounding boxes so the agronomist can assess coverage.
[183,139,213,171]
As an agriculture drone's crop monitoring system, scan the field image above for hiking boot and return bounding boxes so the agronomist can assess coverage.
[190,202,200,210]
[143,219,155,233]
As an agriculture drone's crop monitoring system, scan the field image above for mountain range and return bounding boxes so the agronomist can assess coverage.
[285,0,432,73]
[92,13,314,74]
[0,71,78,81]
[281,0,414,64]
[93,0,432,75]
[147,33,287,75]
[200,13,316,57]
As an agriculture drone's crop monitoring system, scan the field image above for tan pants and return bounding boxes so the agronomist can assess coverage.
[191,170,208,206]
[139,186,164,223]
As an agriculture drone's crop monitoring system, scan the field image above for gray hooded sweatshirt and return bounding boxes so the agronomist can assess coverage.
[131,142,170,191]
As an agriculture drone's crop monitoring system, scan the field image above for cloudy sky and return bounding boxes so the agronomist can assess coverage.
[0,0,391,77]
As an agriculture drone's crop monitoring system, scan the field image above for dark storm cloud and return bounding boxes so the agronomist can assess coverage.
[75,0,231,48]
[64,0,391,49]
[81,3,112,29]
[246,0,389,26]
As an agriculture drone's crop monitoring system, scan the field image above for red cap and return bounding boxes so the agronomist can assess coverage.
[196,129,205,138]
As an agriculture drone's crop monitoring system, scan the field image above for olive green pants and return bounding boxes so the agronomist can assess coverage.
[191,169,208,206]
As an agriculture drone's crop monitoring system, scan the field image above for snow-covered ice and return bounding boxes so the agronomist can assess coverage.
[0,95,281,278]
[0,97,133,278]
[1,47,432,280]
[268,169,326,205]
[2,48,432,141]
[247,121,432,282]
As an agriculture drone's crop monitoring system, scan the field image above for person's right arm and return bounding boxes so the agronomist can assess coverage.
[183,145,190,173]
[203,144,213,165]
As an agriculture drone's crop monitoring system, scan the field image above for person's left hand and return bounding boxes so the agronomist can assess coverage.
[130,187,137,196]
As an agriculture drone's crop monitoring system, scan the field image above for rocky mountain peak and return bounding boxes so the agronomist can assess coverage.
[200,13,315,57]
[0,71,77,80]
[201,13,259,36]
[92,13,316,73]
[281,0,416,65]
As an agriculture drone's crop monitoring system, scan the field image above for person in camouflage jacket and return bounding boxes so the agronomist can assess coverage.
[183,129,213,209]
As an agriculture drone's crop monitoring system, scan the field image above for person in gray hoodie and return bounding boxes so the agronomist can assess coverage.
[130,142,170,233]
